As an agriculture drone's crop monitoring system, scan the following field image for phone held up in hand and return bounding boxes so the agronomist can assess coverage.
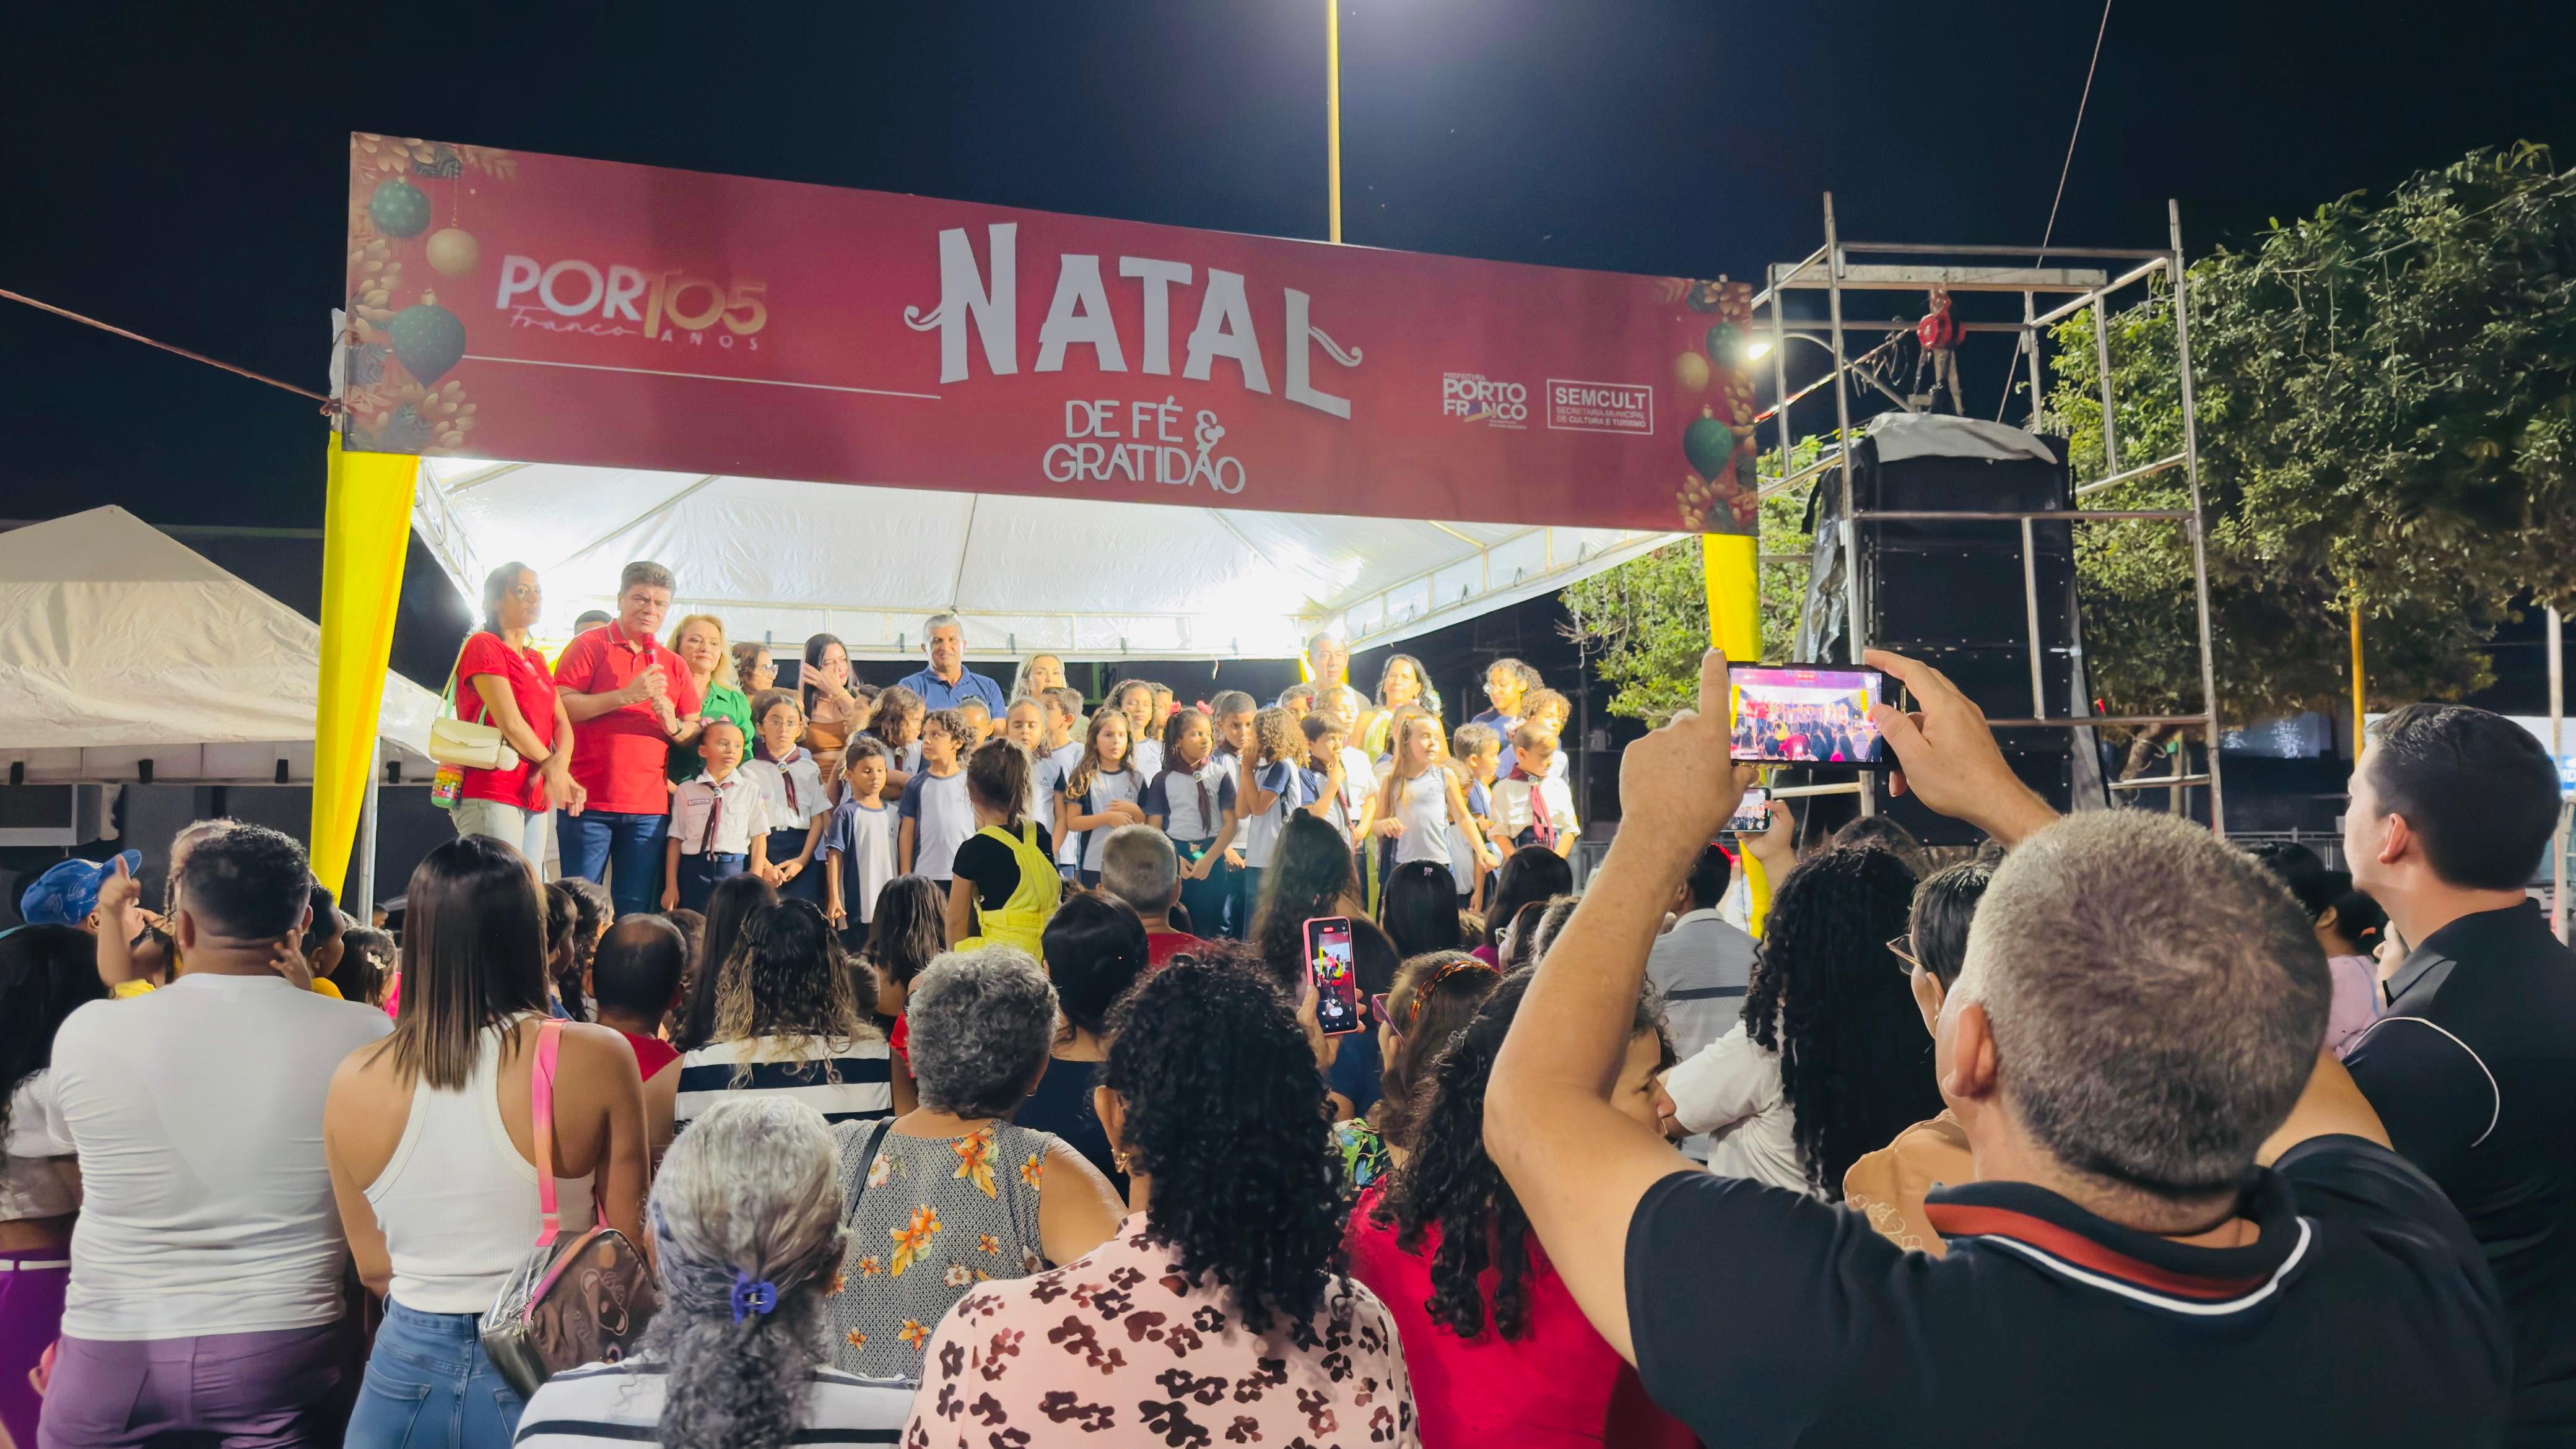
[1302,916,1364,1037]
[1724,787,1770,836]
[1727,663,1895,768]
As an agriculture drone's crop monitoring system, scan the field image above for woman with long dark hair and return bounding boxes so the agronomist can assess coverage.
[1662,843,1936,1196]
[1382,858,1466,959]
[1353,967,1683,1448]
[0,925,107,1445]
[1019,892,1150,1196]
[1332,949,1499,1189]
[1251,812,1366,994]
[449,561,581,858]
[674,872,779,1051]
[798,633,868,783]
[647,900,889,1158]
[905,959,1414,1442]
[1478,849,1572,964]
[328,835,649,1449]
[516,1097,915,1445]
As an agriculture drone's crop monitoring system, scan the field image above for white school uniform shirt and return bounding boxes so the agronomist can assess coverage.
[671,768,775,856]
[1042,741,1084,866]
[1239,759,1310,868]
[1492,772,1580,843]
[518,1360,913,1447]
[820,797,900,922]
[900,769,976,879]
[743,749,829,832]
[1130,738,1165,777]
[1385,767,1454,867]
[1067,766,1146,874]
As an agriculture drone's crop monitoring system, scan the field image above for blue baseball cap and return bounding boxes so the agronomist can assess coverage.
[20,850,143,928]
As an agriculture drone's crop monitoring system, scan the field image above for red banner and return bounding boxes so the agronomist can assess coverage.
[339,134,1760,535]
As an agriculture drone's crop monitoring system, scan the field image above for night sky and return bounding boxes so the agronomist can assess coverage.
[9,1,2576,528]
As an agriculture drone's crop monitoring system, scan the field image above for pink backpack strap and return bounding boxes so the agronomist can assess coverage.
[531,1017,563,1248]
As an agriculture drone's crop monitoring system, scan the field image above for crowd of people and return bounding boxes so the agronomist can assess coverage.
[1,554,2571,1449]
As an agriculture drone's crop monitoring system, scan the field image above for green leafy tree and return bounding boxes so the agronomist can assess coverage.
[1563,437,1821,723]
[2054,144,2576,719]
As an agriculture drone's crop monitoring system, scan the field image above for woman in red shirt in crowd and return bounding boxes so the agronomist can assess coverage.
[1348,967,1694,1449]
[449,562,582,861]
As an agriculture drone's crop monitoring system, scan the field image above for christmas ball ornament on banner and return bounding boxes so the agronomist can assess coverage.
[1673,350,1711,393]
[1684,406,1736,481]
[367,179,432,240]
[1704,321,1744,365]
[389,300,467,385]
[425,228,479,277]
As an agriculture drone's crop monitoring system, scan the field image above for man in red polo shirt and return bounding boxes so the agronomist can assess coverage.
[554,560,703,914]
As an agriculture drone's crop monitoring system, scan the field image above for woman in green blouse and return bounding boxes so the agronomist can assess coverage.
[668,612,752,783]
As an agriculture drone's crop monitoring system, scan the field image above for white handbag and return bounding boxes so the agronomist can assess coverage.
[432,634,524,772]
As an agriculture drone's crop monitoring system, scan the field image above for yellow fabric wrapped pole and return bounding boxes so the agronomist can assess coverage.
[311,434,417,897]
[1702,533,1769,932]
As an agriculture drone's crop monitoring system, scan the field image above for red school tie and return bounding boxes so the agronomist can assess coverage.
[701,785,724,853]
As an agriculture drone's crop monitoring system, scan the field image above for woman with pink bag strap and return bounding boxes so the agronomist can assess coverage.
[324,836,648,1449]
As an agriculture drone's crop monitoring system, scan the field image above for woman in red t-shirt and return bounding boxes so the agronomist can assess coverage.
[450,563,583,862]
[1348,968,1695,1449]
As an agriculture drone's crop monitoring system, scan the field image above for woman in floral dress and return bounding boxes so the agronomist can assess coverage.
[907,958,1419,1447]
[830,946,1125,1380]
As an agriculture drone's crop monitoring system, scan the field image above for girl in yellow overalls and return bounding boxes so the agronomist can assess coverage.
[945,737,1064,957]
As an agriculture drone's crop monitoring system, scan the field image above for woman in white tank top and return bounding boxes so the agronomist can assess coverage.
[327,837,648,1449]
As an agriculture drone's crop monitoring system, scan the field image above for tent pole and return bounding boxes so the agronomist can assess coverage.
[1325,0,1342,245]
[354,740,380,921]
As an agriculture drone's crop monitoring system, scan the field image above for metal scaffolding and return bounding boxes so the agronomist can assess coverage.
[1752,194,2227,834]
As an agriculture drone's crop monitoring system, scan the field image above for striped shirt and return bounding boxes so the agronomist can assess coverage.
[671,1034,894,1131]
[514,1358,910,1445]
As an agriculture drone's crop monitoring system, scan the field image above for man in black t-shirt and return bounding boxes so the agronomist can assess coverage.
[2341,703,2576,1445]
[1486,650,2509,1449]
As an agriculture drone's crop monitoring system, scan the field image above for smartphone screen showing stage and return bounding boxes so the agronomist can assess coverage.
[1726,788,1770,835]
[1303,916,1362,1036]
[1729,666,1888,766]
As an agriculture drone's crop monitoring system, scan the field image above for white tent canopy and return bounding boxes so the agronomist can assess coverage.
[410,459,1684,659]
[0,506,440,783]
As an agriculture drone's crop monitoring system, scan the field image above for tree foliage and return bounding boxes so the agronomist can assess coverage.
[2053,144,2576,719]
[1563,437,1821,723]
[1569,147,2576,726]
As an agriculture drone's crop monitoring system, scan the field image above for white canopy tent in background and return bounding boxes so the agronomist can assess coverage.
[407,459,1686,658]
[0,506,440,783]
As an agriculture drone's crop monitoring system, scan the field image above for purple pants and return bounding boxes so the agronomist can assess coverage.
[36,1320,347,1449]
[0,1247,71,1448]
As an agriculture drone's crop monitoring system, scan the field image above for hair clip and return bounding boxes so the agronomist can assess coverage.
[730,1273,779,1322]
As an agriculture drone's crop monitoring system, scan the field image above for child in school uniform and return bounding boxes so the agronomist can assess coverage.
[1471,657,1541,736]
[869,685,926,800]
[663,718,775,912]
[1039,687,1087,884]
[897,708,975,892]
[1110,681,1167,777]
[1056,707,1147,889]
[954,695,994,749]
[1145,706,1240,941]
[1276,682,1316,721]
[1299,713,1355,844]
[1448,721,1504,908]
[1498,685,1574,781]
[821,738,899,952]
[744,689,830,902]
[1492,719,1581,860]
[1234,705,1312,931]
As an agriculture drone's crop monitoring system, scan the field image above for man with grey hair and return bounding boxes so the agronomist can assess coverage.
[1484,648,2509,1448]
[894,611,1007,715]
[1099,823,1203,965]
[828,947,1125,1381]
[554,559,702,913]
